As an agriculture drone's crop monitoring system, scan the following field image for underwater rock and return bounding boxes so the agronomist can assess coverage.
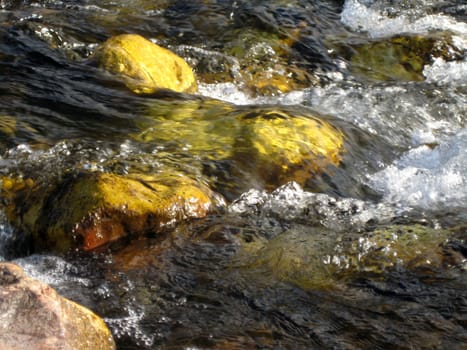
[185,27,316,96]
[332,33,463,81]
[0,262,115,350]
[1,171,221,252]
[136,103,344,196]
[238,224,455,290]
[241,64,316,96]
[92,34,197,94]
[0,115,17,137]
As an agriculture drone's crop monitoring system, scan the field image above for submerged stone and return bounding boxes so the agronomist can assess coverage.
[1,171,221,252]
[0,262,115,350]
[188,27,316,95]
[331,34,463,81]
[0,115,17,136]
[92,34,197,94]
[238,224,455,290]
[136,102,344,195]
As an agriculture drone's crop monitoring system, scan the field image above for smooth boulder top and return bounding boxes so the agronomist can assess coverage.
[92,33,198,94]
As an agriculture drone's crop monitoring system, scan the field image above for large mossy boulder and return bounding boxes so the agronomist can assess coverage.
[1,171,221,252]
[136,103,344,194]
[92,34,197,94]
[0,262,115,350]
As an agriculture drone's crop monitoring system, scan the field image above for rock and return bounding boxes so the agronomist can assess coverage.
[182,27,316,96]
[1,171,222,252]
[92,34,197,94]
[0,262,115,350]
[234,109,343,189]
[226,29,317,95]
[332,34,464,81]
[136,102,344,195]
[238,224,454,290]
[0,115,17,137]
[242,65,316,95]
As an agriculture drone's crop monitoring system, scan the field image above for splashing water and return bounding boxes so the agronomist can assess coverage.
[423,58,467,86]
[0,0,466,349]
[229,181,399,233]
[367,128,467,211]
[341,0,467,38]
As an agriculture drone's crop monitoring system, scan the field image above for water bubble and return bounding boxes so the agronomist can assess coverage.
[104,304,154,348]
[14,255,92,289]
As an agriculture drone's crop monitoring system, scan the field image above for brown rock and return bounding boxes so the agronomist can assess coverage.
[0,262,116,350]
[1,171,223,252]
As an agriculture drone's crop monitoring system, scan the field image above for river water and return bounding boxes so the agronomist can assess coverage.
[0,1,466,349]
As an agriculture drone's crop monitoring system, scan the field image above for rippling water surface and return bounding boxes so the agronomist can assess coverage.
[0,0,466,349]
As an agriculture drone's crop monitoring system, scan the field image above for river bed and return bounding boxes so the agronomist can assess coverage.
[1,1,466,349]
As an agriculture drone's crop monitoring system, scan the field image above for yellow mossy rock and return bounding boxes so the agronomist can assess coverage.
[1,176,41,232]
[135,103,344,192]
[137,99,237,159]
[93,34,197,94]
[235,109,344,188]
[328,32,464,81]
[1,171,220,252]
[46,172,220,251]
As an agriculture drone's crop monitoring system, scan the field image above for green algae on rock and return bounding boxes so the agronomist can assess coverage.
[0,262,116,350]
[237,224,455,290]
[91,34,197,94]
[1,171,222,252]
[331,34,464,82]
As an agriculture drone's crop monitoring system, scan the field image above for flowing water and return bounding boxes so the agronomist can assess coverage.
[0,0,466,349]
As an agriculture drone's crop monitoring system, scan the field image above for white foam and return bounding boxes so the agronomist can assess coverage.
[367,128,467,210]
[14,254,92,288]
[308,82,465,148]
[197,82,257,105]
[229,182,397,231]
[423,58,467,86]
[341,0,467,38]
[197,82,306,106]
